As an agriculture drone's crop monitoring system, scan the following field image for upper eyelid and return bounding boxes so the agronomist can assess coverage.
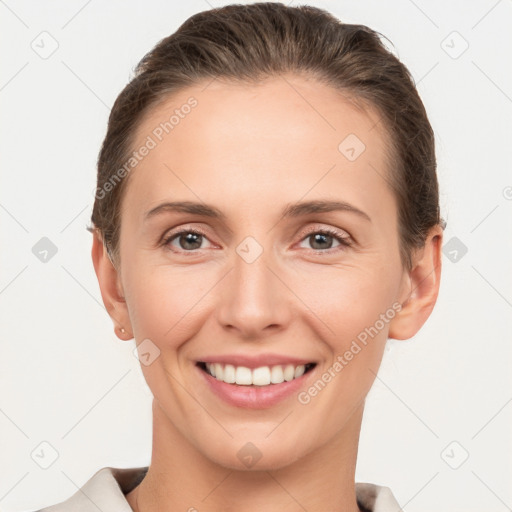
[300,224,350,238]
[163,223,350,239]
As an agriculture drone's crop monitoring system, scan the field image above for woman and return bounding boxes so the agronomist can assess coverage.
[36,2,443,511]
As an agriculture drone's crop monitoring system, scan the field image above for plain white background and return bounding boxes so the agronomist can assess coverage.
[1,1,511,511]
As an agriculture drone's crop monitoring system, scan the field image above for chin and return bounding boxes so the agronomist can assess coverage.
[199,434,310,472]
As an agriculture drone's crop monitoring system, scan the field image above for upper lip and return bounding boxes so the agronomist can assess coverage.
[197,353,316,369]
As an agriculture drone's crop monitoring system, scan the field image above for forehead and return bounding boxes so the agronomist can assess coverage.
[123,73,395,220]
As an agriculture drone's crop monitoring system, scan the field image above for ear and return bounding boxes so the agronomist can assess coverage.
[91,230,133,340]
[388,225,443,340]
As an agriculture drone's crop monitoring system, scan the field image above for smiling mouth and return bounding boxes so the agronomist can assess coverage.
[197,361,317,386]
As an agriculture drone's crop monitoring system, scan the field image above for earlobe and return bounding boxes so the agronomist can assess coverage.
[388,226,443,340]
[91,230,133,340]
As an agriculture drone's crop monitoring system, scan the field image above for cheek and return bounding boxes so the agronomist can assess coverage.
[292,268,399,424]
[294,263,399,343]
[123,261,217,343]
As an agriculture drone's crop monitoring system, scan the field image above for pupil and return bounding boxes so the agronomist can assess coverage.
[181,233,202,250]
[311,233,331,250]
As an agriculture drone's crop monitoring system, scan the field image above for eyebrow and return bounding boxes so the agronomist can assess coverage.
[144,199,371,223]
[283,200,371,222]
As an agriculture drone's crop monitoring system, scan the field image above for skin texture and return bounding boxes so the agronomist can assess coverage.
[92,73,443,512]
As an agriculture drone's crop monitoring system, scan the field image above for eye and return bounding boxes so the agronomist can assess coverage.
[161,226,352,254]
[162,228,213,252]
[297,227,352,252]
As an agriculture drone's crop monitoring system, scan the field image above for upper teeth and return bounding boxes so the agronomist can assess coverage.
[204,363,310,386]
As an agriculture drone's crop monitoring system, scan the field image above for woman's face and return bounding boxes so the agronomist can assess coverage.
[115,74,411,469]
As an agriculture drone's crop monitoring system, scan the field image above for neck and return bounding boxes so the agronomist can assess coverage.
[126,399,364,512]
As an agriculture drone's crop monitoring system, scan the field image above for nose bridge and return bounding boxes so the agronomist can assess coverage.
[215,235,290,336]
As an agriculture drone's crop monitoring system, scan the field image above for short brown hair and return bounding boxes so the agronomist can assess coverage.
[89,2,443,269]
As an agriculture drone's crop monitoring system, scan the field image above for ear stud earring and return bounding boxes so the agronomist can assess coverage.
[120,327,126,334]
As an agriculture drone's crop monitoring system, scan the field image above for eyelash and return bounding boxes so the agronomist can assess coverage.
[161,226,352,255]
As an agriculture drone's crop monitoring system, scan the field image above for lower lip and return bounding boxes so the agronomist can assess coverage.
[197,364,316,409]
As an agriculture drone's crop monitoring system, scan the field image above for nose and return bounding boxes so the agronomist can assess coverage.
[215,242,292,339]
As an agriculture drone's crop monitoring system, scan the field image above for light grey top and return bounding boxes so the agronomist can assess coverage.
[33,466,401,512]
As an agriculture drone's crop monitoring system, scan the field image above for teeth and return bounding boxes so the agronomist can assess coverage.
[294,365,306,378]
[283,364,295,381]
[203,362,311,386]
[235,366,253,385]
[223,364,236,383]
[270,365,285,384]
[214,363,223,380]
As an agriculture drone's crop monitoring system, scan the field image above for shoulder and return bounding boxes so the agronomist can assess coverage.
[30,468,396,512]
[30,466,148,512]
[356,482,400,512]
